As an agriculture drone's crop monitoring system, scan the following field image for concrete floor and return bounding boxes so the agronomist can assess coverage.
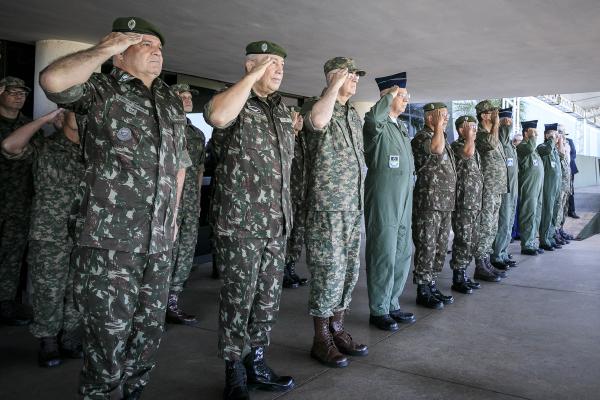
[1,226,599,400]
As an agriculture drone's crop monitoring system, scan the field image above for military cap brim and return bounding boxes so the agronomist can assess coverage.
[246,41,287,58]
[112,17,165,46]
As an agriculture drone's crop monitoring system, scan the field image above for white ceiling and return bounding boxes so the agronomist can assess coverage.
[1,0,600,105]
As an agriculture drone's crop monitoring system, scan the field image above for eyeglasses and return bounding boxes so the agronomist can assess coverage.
[398,92,411,100]
[4,90,29,97]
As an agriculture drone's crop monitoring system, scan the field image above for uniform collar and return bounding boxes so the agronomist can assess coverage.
[249,89,281,106]
[110,67,165,92]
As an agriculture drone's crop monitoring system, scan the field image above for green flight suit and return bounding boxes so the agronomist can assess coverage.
[363,94,415,317]
[492,125,519,263]
[537,139,561,247]
[516,137,544,251]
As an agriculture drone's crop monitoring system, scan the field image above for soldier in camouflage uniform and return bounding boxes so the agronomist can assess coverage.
[302,57,368,369]
[556,126,574,242]
[411,102,457,310]
[283,108,309,289]
[491,107,519,270]
[204,41,295,400]
[473,100,508,281]
[166,83,206,325]
[450,115,492,292]
[0,77,36,326]
[40,17,190,399]
[537,123,562,251]
[2,109,84,367]
[517,120,545,255]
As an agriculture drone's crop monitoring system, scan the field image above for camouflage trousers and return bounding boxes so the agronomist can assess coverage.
[170,214,200,294]
[305,211,361,318]
[0,214,29,302]
[450,209,480,270]
[215,235,285,361]
[285,204,306,265]
[27,240,80,338]
[554,189,570,229]
[72,246,172,400]
[474,190,502,258]
[492,189,518,263]
[412,210,451,284]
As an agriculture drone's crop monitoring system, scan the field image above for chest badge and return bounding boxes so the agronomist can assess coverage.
[506,158,514,167]
[117,127,133,142]
[533,159,539,167]
[389,155,400,169]
[247,105,263,114]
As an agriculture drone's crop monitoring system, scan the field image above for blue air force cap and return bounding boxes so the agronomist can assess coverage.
[375,72,407,91]
[499,107,512,119]
[521,120,538,132]
[544,123,558,132]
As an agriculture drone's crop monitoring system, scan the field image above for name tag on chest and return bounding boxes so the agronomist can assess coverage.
[506,158,514,167]
[389,155,400,168]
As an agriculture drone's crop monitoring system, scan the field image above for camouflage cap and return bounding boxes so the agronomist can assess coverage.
[112,17,165,45]
[323,57,366,76]
[246,41,287,58]
[454,115,477,130]
[0,76,31,92]
[422,102,447,112]
[171,83,199,95]
[475,100,498,115]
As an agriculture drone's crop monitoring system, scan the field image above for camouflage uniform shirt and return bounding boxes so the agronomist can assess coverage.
[44,67,192,254]
[476,125,508,194]
[180,119,206,217]
[451,138,483,210]
[302,99,365,211]
[205,91,294,238]
[411,127,456,211]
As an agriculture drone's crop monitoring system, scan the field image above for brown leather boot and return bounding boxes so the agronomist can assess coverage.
[330,311,368,357]
[310,317,348,368]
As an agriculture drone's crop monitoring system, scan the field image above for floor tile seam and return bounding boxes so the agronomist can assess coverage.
[355,360,534,400]
[270,368,333,398]
[495,283,600,296]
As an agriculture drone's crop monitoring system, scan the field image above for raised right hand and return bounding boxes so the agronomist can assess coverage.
[247,56,275,82]
[431,109,447,131]
[97,32,143,56]
[327,68,349,91]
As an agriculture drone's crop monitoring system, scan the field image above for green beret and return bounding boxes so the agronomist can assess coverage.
[246,41,287,58]
[112,17,165,46]
[455,115,477,130]
[323,57,366,76]
[171,83,199,95]
[423,102,447,112]
[0,76,30,92]
[475,100,497,115]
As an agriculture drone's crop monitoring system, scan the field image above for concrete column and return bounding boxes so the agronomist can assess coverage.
[33,40,94,118]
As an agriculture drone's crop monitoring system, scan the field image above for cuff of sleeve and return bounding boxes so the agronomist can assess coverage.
[178,149,193,169]
[1,144,32,160]
[304,111,325,133]
[44,84,85,105]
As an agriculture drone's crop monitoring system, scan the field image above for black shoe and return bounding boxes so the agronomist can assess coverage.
[287,261,308,286]
[244,347,294,392]
[165,292,197,325]
[466,278,481,290]
[568,212,580,219]
[416,284,444,309]
[39,337,61,368]
[491,260,509,271]
[521,248,538,256]
[369,315,399,331]
[451,269,473,294]
[554,236,566,246]
[540,244,554,251]
[552,243,562,249]
[59,330,83,359]
[389,309,416,324]
[536,248,545,254]
[282,262,300,289]
[506,259,517,267]
[224,361,249,400]
[0,301,31,326]
[429,281,454,304]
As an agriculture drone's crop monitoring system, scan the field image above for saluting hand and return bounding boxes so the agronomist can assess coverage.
[327,68,349,91]
[431,109,446,132]
[491,109,500,126]
[97,32,143,56]
[247,56,275,82]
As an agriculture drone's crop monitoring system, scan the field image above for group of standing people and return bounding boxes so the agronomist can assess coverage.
[0,15,580,400]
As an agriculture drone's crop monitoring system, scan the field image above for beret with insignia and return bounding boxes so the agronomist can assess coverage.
[423,102,447,112]
[246,41,287,58]
[112,17,165,45]
[323,57,366,76]
[454,115,477,130]
[375,71,407,91]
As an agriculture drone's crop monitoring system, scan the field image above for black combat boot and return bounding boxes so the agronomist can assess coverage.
[416,284,444,309]
[59,330,83,359]
[223,361,249,400]
[282,262,299,289]
[485,257,507,278]
[243,347,294,392]
[287,261,308,286]
[0,300,31,326]
[38,336,61,368]
[165,292,197,325]
[554,233,566,246]
[429,281,454,304]
[466,277,481,290]
[491,260,510,271]
[474,258,501,282]
[369,315,399,331]
[451,269,473,294]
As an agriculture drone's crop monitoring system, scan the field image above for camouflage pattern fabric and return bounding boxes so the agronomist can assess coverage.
[305,211,361,317]
[72,247,172,399]
[2,130,84,337]
[215,236,284,361]
[170,120,206,294]
[474,125,507,258]
[411,126,456,284]
[205,90,293,361]
[537,139,562,246]
[0,113,35,302]
[555,152,572,228]
[450,138,483,269]
[285,131,307,265]
[44,67,192,255]
[492,125,519,263]
[302,99,365,317]
[516,138,544,250]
